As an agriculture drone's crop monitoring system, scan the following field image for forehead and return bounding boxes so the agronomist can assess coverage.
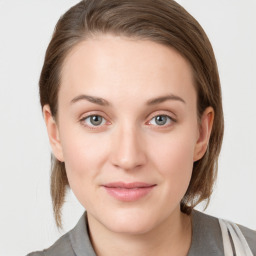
[59,34,196,105]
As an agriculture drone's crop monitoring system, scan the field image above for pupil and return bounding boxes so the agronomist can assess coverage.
[90,116,102,126]
[156,115,167,125]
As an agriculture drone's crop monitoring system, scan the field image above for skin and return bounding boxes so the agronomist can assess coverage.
[44,34,214,256]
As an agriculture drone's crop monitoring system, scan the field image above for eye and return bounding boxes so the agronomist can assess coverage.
[148,115,174,126]
[81,115,107,127]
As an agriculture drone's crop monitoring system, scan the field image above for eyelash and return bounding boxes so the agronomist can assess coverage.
[79,114,109,130]
[79,113,176,130]
[146,115,176,127]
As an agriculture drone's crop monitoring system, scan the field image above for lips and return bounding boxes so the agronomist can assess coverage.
[102,182,156,202]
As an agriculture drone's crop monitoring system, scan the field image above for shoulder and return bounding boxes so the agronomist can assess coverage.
[191,210,256,255]
[238,223,256,254]
[189,210,224,255]
[27,212,96,256]
[192,210,223,241]
[26,232,75,256]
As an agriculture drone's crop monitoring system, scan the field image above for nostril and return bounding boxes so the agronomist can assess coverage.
[109,127,147,170]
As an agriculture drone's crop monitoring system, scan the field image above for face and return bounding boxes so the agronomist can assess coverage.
[44,34,213,235]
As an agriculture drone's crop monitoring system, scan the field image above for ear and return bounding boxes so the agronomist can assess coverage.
[193,107,214,162]
[43,105,64,162]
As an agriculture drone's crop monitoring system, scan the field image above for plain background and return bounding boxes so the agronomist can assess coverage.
[0,0,255,255]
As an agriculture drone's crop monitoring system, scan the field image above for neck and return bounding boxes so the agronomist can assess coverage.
[87,209,192,256]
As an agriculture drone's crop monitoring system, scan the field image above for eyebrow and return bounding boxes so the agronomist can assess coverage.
[146,94,186,105]
[70,93,186,106]
[70,94,110,106]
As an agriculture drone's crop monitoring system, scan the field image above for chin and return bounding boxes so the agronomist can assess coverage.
[106,220,155,235]
[100,208,162,235]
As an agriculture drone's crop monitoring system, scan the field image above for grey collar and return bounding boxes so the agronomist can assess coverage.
[69,210,224,256]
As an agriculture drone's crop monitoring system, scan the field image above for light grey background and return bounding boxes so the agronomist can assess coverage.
[0,0,255,255]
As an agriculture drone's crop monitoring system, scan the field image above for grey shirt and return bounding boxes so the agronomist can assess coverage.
[27,210,256,256]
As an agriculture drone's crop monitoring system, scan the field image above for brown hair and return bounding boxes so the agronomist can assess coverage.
[39,0,224,228]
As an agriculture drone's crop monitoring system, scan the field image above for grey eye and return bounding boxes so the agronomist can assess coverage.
[82,115,107,127]
[149,115,172,126]
[155,115,168,125]
[89,115,103,126]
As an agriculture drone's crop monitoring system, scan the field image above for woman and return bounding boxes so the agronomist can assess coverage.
[28,0,256,255]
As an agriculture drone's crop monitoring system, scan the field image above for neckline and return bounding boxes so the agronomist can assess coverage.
[69,210,223,256]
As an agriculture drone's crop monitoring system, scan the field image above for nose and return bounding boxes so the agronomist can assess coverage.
[110,125,147,171]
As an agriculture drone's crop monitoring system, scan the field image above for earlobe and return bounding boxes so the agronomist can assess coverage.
[43,105,64,162]
[193,107,214,162]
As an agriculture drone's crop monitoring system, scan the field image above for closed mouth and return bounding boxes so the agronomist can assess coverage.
[102,182,156,201]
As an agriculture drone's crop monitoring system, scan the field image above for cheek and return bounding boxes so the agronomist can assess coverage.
[59,127,108,188]
[149,130,197,194]
[157,143,194,180]
[60,132,110,210]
